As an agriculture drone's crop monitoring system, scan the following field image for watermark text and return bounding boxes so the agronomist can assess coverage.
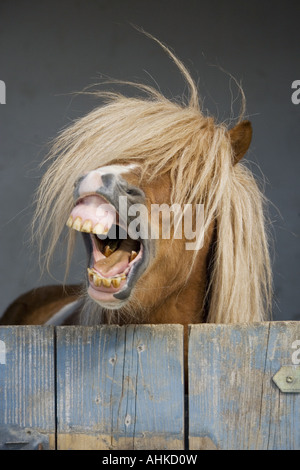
[291,80,300,105]
[93,196,205,251]
[0,80,6,104]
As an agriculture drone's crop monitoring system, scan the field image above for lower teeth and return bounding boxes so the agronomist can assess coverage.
[87,268,126,288]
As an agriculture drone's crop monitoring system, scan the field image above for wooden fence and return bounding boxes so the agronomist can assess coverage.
[0,322,299,450]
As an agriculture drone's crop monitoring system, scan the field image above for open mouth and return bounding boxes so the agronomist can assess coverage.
[66,194,145,305]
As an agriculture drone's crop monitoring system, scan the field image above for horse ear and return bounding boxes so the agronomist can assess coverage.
[228,120,252,164]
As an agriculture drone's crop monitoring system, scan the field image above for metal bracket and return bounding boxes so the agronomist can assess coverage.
[272,365,300,393]
[0,426,50,450]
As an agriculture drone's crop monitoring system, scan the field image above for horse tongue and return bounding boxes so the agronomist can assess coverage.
[94,240,132,278]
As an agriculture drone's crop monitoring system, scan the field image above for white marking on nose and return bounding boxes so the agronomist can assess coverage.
[78,164,137,196]
[79,171,103,195]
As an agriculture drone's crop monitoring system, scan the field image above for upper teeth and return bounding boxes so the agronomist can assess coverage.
[67,216,108,235]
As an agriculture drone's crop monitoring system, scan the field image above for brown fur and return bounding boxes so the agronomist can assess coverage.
[229,120,252,164]
[0,285,81,325]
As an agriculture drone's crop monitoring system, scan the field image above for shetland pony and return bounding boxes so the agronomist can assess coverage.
[0,36,272,330]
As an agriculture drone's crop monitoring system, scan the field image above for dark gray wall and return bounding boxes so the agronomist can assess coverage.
[0,0,299,320]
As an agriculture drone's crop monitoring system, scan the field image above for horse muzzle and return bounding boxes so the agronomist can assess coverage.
[66,167,151,308]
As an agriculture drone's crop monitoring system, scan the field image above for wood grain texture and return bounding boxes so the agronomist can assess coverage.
[56,324,184,450]
[0,326,55,450]
[188,321,300,450]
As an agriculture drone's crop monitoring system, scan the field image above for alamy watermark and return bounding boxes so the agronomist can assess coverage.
[0,80,6,104]
[94,196,205,251]
[291,80,300,105]
[292,340,300,365]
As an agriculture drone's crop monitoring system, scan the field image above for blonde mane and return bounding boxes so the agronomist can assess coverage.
[33,37,272,323]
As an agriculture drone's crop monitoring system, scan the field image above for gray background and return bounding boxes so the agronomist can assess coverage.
[0,0,299,321]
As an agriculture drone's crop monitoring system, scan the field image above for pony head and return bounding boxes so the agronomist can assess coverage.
[33,38,272,325]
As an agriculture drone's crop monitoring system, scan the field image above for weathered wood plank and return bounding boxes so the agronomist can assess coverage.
[56,324,184,450]
[188,321,300,450]
[0,326,55,450]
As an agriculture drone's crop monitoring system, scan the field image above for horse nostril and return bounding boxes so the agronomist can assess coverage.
[126,188,135,195]
[125,186,145,197]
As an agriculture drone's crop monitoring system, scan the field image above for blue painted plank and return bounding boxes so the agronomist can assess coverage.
[188,321,300,450]
[56,324,184,449]
[0,326,55,450]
